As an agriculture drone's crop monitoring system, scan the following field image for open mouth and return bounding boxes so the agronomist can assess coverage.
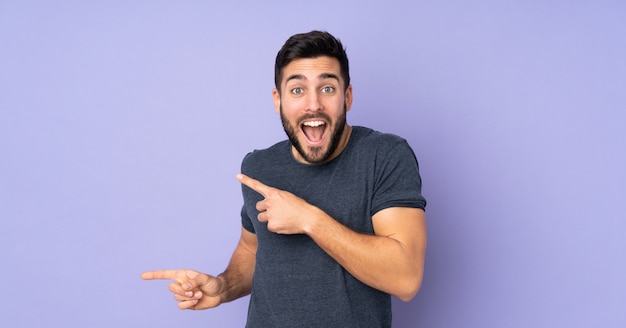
[301,120,327,145]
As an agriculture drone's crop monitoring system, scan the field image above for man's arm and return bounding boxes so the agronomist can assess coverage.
[306,206,426,301]
[217,227,257,303]
[237,173,426,301]
[141,227,257,310]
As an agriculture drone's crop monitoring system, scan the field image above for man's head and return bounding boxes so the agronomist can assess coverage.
[272,31,353,165]
[274,31,350,94]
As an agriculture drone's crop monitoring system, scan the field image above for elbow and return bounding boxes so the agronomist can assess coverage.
[395,285,421,302]
[394,272,424,302]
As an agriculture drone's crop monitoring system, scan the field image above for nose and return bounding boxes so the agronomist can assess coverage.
[305,91,322,112]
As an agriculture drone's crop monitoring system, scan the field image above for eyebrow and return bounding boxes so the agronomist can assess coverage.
[285,73,340,84]
[320,73,340,81]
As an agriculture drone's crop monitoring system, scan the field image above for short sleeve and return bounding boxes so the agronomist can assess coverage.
[371,140,426,215]
[241,205,256,233]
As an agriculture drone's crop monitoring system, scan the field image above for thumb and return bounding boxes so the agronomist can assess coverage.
[183,271,222,296]
[201,275,223,296]
[180,270,208,290]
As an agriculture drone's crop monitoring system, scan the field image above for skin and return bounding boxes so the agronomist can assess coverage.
[274,56,352,164]
[142,56,427,309]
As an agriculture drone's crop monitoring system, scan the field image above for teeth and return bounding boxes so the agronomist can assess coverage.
[303,121,325,127]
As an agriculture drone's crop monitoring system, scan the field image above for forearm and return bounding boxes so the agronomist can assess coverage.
[217,229,257,303]
[305,208,426,301]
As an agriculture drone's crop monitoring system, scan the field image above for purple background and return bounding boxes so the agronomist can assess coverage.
[2,1,625,327]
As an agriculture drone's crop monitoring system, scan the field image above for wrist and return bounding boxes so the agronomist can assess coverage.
[303,207,328,236]
[215,274,229,304]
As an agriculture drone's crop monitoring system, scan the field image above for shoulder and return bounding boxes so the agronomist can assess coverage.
[350,126,415,156]
[241,140,291,173]
[353,126,409,144]
[242,140,289,161]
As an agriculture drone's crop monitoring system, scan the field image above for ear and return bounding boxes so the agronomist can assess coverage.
[272,88,280,114]
[345,84,353,112]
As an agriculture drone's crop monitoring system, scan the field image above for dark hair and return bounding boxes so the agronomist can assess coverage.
[274,30,350,93]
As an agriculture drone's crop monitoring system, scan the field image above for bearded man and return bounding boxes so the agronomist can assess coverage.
[143,30,427,328]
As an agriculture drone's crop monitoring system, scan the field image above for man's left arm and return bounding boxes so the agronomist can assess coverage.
[237,173,427,301]
[306,206,426,302]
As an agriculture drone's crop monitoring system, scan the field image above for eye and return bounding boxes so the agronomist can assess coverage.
[321,86,335,93]
[291,87,304,95]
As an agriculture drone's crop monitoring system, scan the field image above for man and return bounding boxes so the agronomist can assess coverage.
[142,30,427,327]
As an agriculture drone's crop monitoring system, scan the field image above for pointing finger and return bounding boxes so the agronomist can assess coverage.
[141,270,195,284]
[237,174,271,197]
[141,270,179,281]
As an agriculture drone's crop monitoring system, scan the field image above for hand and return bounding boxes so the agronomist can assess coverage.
[237,173,319,234]
[141,269,224,310]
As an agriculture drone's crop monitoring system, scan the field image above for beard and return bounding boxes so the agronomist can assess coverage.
[280,103,347,164]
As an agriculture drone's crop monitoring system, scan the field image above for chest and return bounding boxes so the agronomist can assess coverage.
[245,156,378,235]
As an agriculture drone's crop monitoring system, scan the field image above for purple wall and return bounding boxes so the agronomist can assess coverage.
[1,1,624,327]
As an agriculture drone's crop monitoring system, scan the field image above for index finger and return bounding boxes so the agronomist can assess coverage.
[237,174,271,197]
[141,270,184,283]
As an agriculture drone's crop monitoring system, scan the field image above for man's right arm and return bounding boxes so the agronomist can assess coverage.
[216,227,257,303]
[141,227,257,310]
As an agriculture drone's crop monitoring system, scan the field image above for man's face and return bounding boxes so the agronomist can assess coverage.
[273,56,353,164]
